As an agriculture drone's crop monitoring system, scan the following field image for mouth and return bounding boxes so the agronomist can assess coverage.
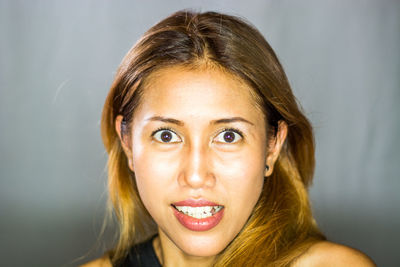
[171,199,225,231]
[172,204,224,219]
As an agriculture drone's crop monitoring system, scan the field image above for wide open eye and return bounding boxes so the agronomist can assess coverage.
[152,128,181,143]
[214,129,243,144]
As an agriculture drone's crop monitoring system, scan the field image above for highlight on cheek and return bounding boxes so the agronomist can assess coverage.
[151,128,182,143]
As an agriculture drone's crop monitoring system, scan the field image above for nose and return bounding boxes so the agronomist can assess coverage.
[178,141,216,189]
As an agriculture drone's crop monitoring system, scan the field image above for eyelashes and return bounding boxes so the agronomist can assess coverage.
[214,128,243,144]
[151,127,243,144]
[151,127,181,143]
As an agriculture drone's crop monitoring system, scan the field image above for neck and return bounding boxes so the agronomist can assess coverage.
[153,231,216,267]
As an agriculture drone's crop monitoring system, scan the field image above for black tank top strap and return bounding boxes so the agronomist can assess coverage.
[115,235,161,267]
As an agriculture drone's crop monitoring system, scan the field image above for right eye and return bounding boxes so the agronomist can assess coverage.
[152,128,181,143]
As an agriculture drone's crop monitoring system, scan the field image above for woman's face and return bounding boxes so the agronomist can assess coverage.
[120,66,274,257]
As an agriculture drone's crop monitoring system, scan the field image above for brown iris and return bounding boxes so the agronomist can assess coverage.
[160,131,172,142]
[223,131,235,143]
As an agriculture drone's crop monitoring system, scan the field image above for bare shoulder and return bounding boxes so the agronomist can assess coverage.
[293,241,376,267]
[80,254,112,267]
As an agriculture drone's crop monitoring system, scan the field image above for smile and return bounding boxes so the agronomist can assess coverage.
[171,199,225,231]
[173,205,223,219]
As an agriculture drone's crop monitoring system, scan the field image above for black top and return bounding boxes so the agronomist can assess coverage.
[116,236,162,267]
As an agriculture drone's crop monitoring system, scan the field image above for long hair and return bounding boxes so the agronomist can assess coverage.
[101,10,325,266]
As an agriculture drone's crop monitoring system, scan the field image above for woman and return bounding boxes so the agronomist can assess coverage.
[84,10,374,267]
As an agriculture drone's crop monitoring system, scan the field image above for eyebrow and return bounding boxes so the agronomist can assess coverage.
[211,117,254,126]
[147,116,184,126]
[147,116,254,126]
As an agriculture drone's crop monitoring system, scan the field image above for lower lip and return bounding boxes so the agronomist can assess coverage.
[172,207,224,231]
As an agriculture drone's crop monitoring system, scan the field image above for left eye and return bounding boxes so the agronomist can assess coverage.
[153,129,181,143]
[214,130,242,144]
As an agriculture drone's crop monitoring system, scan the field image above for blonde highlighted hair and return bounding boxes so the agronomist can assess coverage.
[101,10,325,266]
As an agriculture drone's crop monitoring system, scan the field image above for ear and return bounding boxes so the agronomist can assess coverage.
[115,115,134,172]
[264,120,288,177]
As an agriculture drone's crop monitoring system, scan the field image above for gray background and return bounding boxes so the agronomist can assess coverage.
[1,0,399,266]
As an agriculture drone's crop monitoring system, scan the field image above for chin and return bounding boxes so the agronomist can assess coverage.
[175,233,230,257]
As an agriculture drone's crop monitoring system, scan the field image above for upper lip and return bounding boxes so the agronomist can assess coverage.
[172,199,223,207]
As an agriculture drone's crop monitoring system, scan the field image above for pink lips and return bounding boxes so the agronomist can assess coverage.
[172,199,224,231]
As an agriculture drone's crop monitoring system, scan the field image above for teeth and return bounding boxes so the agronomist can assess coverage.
[174,206,222,219]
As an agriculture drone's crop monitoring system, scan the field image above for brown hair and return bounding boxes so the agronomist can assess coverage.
[101,10,325,266]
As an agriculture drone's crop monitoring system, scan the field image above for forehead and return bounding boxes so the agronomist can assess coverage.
[136,66,264,122]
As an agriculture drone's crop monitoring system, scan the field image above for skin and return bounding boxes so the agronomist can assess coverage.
[117,66,287,266]
[292,242,376,267]
[81,243,376,267]
[81,66,375,267]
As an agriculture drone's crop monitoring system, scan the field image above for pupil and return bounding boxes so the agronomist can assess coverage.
[223,132,235,143]
[161,131,172,142]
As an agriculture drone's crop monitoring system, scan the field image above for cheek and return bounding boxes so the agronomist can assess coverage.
[225,163,264,207]
[214,144,266,182]
[131,144,180,211]
[215,147,266,210]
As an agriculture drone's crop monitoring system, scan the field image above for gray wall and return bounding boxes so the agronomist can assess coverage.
[1,0,399,266]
